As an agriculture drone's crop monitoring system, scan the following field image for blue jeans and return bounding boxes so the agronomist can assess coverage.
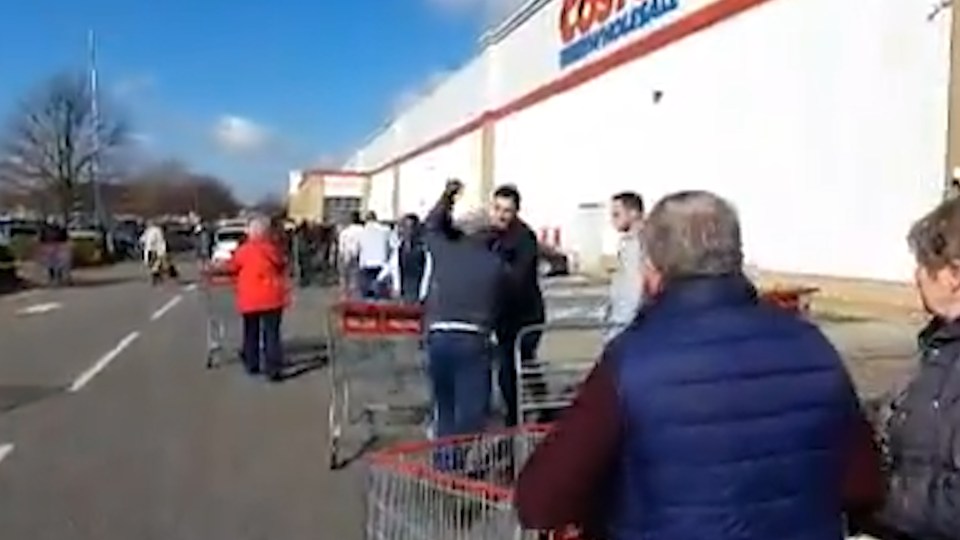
[427,331,492,469]
[357,267,386,299]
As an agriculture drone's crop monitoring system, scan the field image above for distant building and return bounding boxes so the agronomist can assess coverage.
[286,169,367,224]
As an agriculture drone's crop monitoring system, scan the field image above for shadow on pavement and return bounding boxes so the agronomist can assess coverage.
[0,280,32,296]
[0,384,64,415]
[66,275,144,289]
[205,337,328,381]
[278,337,328,381]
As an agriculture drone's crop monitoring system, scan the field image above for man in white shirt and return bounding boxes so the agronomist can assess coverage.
[139,221,170,285]
[337,211,364,295]
[356,211,392,299]
[604,191,645,342]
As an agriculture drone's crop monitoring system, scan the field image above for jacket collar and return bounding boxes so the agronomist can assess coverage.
[918,317,960,362]
[645,273,757,318]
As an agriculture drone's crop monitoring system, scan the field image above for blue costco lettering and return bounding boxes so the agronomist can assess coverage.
[559,0,679,68]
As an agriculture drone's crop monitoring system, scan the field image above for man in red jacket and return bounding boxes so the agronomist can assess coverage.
[223,216,289,381]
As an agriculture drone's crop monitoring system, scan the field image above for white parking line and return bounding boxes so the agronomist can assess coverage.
[183,283,198,292]
[150,295,182,321]
[69,331,141,392]
[0,444,13,466]
[16,302,62,316]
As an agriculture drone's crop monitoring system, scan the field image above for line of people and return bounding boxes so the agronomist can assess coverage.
[513,190,960,540]
[335,180,548,438]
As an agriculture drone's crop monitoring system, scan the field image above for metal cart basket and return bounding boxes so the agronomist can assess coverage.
[513,285,820,426]
[366,425,582,540]
[201,274,240,369]
[326,299,429,469]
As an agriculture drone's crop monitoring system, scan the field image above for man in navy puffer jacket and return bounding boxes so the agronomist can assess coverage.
[516,190,883,540]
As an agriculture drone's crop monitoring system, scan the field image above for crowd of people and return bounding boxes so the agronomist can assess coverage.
[332,180,552,439]
[331,180,960,540]
[131,178,960,540]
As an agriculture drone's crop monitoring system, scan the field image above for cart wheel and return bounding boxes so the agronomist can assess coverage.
[329,438,340,470]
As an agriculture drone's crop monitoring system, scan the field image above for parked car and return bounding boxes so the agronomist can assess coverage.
[211,226,247,262]
[0,241,19,290]
[165,225,196,253]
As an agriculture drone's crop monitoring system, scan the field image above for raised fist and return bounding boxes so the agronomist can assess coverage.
[444,178,464,198]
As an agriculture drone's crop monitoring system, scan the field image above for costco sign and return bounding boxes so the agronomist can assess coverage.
[559,0,680,68]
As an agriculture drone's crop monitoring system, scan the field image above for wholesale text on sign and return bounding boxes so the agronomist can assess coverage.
[559,0,680,68]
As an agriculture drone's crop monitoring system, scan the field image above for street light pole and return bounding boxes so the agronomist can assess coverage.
[87,29,105,227]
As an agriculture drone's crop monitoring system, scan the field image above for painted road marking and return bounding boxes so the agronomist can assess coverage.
[183,283,198,292]
[16,302,62,316]
[0,444,13,466]
[150,295,182,321]
[69,331,141,393]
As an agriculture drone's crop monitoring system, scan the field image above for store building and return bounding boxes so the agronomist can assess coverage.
[293,0,953,282]
[287,170,367,224]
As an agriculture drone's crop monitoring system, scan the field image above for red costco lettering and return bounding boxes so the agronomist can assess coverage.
[559,0,629,44]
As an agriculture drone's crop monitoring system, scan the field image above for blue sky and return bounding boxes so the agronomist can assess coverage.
[0,0,523,201]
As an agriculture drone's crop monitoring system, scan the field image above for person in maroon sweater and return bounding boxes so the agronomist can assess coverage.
[514,191,886,538]
[514,360,885,533]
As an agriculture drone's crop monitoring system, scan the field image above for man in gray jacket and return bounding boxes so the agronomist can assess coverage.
[604,191,645,342]
[422,179,505,445]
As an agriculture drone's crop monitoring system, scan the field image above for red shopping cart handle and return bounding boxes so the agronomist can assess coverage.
[332,299,423,318]
[759,286,819,313]
[333,300,423,336]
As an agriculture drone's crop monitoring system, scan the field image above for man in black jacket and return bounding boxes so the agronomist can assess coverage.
[482,184,546,426]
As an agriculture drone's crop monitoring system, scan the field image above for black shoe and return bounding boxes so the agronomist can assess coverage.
[266,372,283,383]
[244,365,261,376]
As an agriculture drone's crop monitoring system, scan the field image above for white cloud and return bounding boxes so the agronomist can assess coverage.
[212,115,271,153]
[112,74,156,98]
[128,132,155,147]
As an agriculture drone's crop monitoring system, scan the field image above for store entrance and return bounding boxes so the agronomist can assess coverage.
[323,196,362,225]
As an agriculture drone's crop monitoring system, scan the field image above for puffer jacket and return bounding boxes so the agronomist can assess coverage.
[227,237,289,314]
[876,317,960,540]
[605,274,859,540]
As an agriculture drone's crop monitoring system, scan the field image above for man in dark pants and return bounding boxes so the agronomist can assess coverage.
[422,180,505,459]
[482,184,546,426]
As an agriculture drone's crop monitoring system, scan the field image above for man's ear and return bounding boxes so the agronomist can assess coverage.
[946,261,960,293]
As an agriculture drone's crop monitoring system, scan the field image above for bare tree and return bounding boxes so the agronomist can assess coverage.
[0,72,129,221]
[121,160,241,219]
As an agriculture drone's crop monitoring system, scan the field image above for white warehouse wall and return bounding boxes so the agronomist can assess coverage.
[367,168,396,220]
[337,0,951,282]
[397,132,484,218]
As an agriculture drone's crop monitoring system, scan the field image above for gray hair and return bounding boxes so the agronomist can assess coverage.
[246,215,271,238]
[455,209,490,236]
[641,190,743,279]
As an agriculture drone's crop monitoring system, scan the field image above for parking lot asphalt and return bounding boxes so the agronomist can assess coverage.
[0,262,366,540]
[0,266,920,539]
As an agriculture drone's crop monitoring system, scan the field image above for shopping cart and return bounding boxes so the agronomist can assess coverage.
[326,299,429,469]
[512,285,821,426]
[201,274,240,369]
[761,285,819,314]
[366,425,581,540]
[513,320,608,427]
